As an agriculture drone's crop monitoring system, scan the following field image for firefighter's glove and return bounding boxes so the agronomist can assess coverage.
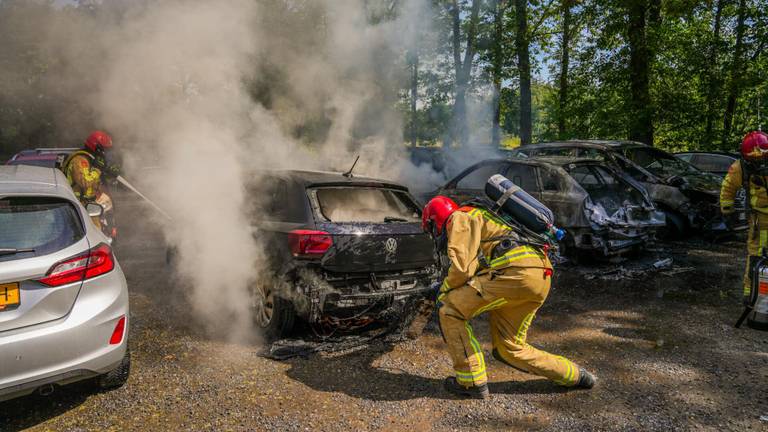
[93,157,121,178]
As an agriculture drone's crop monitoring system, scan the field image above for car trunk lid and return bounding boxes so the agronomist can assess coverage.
[316,222,435,273]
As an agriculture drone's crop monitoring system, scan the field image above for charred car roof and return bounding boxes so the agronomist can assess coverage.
[259,169,409,191]
[518,140,650,150]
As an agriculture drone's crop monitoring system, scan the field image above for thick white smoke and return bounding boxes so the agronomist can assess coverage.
[31,0,442,339]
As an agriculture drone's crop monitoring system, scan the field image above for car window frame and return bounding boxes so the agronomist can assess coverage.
[451,161,511,191]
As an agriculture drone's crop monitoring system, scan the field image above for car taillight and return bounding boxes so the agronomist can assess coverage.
[109,316,126,345]
[288,230,332,258]
[38,243,115,287]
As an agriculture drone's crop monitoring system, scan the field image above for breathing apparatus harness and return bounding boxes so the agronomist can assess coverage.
[460,196,557,271]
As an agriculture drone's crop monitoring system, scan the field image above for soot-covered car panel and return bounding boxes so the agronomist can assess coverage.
[248,170,438,338]
[510,140,745,235]
[429,158,664,256]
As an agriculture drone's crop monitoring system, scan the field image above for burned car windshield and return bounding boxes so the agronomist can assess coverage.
[623,147,698,177]
[314,187,421,223]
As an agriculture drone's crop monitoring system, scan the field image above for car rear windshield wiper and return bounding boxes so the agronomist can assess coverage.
[384,217,408,223]
[0,248,36,256]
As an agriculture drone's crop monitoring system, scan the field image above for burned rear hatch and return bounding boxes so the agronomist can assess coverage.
[307,186,435,273]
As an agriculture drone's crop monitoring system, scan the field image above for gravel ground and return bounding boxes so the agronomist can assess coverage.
[1,204,767,431]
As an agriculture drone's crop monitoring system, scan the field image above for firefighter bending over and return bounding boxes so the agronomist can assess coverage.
[422,196,596,399]
[62,131,120,228]
[721,130,768,304]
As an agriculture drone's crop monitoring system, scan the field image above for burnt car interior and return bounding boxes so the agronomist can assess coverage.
[313,187,420,223]
[566,164,649,216]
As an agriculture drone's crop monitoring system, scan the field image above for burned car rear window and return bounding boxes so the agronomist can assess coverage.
[313,187,421,223]
[0,197,84,262]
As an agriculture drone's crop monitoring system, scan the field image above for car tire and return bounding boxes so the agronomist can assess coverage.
[251,277,296,341]
[98,348,130,390]
[659,210,686,240]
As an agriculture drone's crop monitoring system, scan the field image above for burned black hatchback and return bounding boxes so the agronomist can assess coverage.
[248,170,438,339]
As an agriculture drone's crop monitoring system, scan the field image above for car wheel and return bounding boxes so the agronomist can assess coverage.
[659,210,686,240]
[251,277,296,341]
[98,348,130,390]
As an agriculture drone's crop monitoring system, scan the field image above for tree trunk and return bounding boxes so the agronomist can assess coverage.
[515,0,532,146]
[450,0,481,147]
[410,50,418,146]
[557,0,572,139]
[491,0,504,147]
[627,0,654,145]
[704,0,725,146]
[722,0,747,147]
[450,0,463,147]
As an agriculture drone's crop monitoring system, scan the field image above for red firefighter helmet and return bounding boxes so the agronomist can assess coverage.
[741,130,768,160]
[422,196,458,236]
[84,131,113,153]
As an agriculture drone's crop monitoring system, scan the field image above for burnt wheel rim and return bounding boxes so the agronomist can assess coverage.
[252,281,274,328]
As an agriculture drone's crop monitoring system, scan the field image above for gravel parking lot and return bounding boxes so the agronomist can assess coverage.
[2,206,766,432]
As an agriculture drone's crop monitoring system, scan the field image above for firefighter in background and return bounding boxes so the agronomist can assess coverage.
[422,196,596,399]
[721,130,768,303]
[62,131,120,230]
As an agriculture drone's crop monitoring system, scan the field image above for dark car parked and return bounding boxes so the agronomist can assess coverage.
[509,140,746,236]
[248,170,439,339]
[674,151,738,178]
[427,157,664,257]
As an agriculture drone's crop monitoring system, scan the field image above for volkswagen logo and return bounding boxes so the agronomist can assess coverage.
[384,238,398,254]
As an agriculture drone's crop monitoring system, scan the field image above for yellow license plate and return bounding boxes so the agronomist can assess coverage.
[0,283,20,311]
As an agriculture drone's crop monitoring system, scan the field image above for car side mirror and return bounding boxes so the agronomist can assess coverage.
[86,203,104,217]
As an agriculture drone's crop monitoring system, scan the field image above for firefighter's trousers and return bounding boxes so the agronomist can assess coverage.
[744,213,768,297]
[438,266,581,387]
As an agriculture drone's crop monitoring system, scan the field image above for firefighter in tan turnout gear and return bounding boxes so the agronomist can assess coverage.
[721,130,768,303]
[62,131,120,230]
[422,196,596,399]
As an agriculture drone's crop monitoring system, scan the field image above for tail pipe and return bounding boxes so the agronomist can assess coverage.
[37,384,55,397]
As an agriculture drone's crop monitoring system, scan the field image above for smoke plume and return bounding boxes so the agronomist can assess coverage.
[1,0,445,339]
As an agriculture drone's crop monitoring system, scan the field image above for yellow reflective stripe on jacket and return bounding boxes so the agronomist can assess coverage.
[440,279,450,291]
[489,246,544,269]
[63,151,100,200]
[465,207,508,230]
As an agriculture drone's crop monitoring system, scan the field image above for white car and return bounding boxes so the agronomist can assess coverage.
[0,165,129,401]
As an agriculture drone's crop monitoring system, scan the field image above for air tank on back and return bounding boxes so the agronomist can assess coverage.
[485,174,564,241]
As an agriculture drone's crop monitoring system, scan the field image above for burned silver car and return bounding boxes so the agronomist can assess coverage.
[428,157,665,257]
[510,140,746,237]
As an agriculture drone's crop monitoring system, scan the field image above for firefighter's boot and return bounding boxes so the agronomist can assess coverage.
[575,367,596,389]
[443,377,490,399]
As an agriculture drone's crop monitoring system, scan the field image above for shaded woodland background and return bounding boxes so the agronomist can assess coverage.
[1,0,767,159]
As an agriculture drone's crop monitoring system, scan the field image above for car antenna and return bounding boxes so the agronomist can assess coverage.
[343,155,360,178]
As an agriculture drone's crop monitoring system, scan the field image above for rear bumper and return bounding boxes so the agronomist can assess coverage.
[573,226,659,256]
[291,266,438,322]
[0,266,128,402]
